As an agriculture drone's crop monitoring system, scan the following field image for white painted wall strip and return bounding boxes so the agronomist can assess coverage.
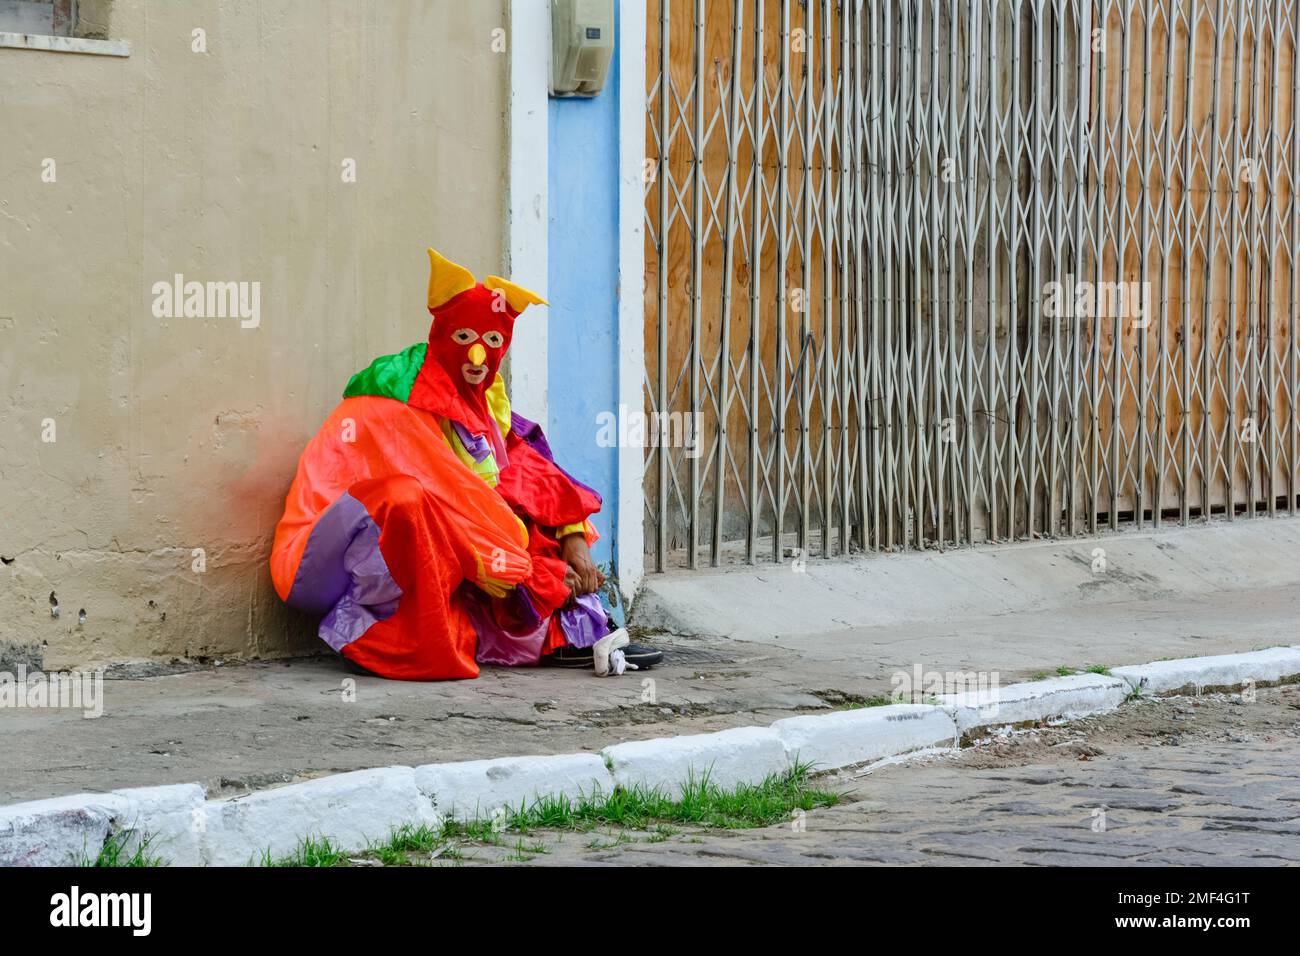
[617,0,648,601]
[506,0,550,425]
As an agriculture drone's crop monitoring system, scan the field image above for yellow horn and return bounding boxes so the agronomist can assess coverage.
[483,275,548,314]
[427,248,477,311]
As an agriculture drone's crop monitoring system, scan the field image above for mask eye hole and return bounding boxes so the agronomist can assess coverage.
[482,331,504,349]
[451,328,478,345]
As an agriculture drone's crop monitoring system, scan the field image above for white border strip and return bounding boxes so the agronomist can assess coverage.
[616,0,647,601]
[506,0,550,425]
[0,31,129,56]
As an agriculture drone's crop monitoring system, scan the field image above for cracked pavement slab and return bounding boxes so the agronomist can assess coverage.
[442,685,1300,866]
[3,579,1297,805]
[2,635,818,803]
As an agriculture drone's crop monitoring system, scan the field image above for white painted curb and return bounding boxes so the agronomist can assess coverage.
[415,753,613,821]
[601,726,789,795]
[770,704,958,771]
[1111,645,1300,696]
[4,645,1299,866]
[200,767,434,867]
[0,784,206,867]
[0,793,127,867]
[938,673,1129,734]
[112,784,205,867]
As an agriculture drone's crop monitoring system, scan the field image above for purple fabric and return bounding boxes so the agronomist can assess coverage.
[464,586,610,662]
[284,492,402,651]
[502,584,545,632]
[317,515,402,651]
[451,420,493,464]
[460,585,549,666]
[509,412,603,506]
[558,592,612,649]
[509,412,556,460]
[287,493,373,614]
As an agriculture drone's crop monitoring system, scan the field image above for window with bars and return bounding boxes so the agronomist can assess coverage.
[0,0,78,36]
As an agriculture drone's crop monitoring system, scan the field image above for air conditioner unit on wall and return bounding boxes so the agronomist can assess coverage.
[550,0,614,97]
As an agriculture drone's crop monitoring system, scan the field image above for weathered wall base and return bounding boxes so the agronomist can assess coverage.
[0,0,509,668]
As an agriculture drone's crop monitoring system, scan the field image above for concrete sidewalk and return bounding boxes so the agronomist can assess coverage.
[4,517,1298,805]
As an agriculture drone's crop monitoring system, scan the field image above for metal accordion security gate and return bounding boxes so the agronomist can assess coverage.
[644,0,1300,571]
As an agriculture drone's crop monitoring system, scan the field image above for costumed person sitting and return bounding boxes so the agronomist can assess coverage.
[269,248,661,680]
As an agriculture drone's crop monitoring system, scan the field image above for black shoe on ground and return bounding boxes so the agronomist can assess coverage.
[543,643,663,669]
[543,645,596,668]
[623,643,664,668]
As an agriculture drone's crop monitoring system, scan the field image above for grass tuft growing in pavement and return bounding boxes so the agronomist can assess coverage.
[462,759,838,835]
[368,822,467,865]
[1047,664,1111,678]
[84,830,165,868]
[841,694,897,709]
[432,761,835,839]
[262,834,349,868]
[266,762,839,866]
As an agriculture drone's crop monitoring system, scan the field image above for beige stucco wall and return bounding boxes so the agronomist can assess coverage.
[0,0,509,668]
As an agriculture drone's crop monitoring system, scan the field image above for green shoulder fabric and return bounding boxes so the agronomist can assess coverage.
[343,342,427,402]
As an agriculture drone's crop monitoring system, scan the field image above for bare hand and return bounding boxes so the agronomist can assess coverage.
[560,532,604,597]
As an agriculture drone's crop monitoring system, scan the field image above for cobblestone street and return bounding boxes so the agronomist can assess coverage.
[447,685,1300,866]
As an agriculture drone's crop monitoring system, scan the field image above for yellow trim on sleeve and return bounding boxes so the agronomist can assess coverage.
[485,374,512,439]
[471,552,513,599]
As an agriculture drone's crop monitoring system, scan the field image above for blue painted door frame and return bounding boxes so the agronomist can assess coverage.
[545,5,622,573]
